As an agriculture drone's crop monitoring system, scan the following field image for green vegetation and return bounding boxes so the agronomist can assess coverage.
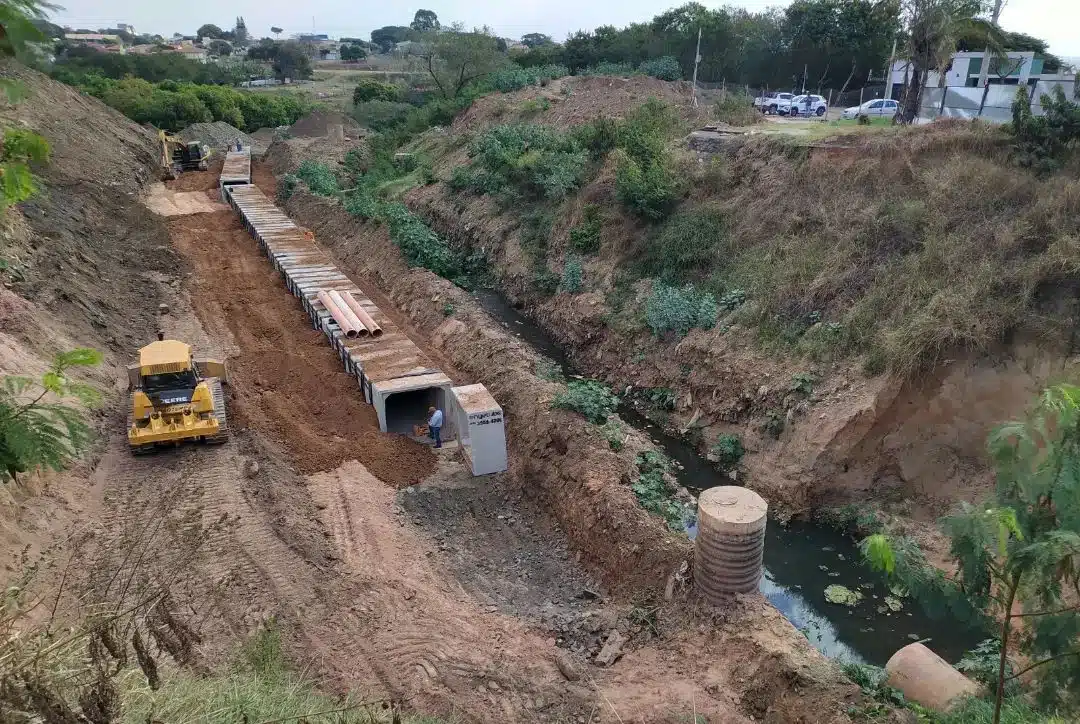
[551,379,619,424]
[419,28,507,99]
[451,124,589,202]
[0,127,49,212]
[863,385,1080,722]
[61,76,310,133]
[353,78,405,104]
[601,419,626,451]
[486,64,568,92]
[611,99,683,221]
[713,91,763,126]
[636,56,682,81]
[51,48,264,88]
[1010,85,1080,173]
[645,283,718,337]
[790,371,815,396]
[632,450,687,531]
[711,433,744,469]
[824,584,863,606]
[638,207,726,282]
[294,159,339,196]
[1,349,102,484]
[561,254,583,292]
[568,204,603,253]
[640,387,677,411]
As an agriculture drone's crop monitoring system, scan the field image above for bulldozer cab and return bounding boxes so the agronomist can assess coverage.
[135,340,197,402]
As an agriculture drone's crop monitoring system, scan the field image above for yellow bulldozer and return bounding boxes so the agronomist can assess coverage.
[127,336,229,454]
[159,130,211,180]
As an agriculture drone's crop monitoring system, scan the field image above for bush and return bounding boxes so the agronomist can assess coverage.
[462,124,589,201]
[1010,85,1080,173]
[712,434,744,469]
[615,152,681,221]
[561,255,583,293]
[486,64,567,92]
[639,207,726,281]
[638,56,682,81]
[353,78,404,104]
[713,92,763,126]
[645,282,718,337]
[641,387,676,410]
[552,379,618,424]
[294,160,338,196]
[352,100,414,131]
[380,203,460,280]
[573,116,619,158]
[569,204,603,253]
[276,174,299,202]
[601,420,625,451]
[632,450,687,531]
[586,61,638,76]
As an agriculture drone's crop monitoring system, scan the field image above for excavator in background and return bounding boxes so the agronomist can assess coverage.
[159,130,210,179]
[127,336,229,454]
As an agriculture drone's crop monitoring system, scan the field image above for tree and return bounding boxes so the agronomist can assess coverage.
[271,26,283,38]
[419,26,505,98]
[521,33,553,48]
[0,349,101,484]
[196,23,223,41]
[246,38,278,61]
[410,9,440,33]
[864,385,1080,723]
[272,41,313,81]
[234,16,249,45]
[207,39,232,56]
[897,0,989,123]
[340,43,367,62]
[370,25,410,53]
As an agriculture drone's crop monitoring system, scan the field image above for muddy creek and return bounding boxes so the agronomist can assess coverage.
[472,290,984,666]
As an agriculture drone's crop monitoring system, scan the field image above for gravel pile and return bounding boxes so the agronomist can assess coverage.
[179,122,256,152]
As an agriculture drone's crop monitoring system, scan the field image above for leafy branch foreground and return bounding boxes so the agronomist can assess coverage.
[864,384,1080,723]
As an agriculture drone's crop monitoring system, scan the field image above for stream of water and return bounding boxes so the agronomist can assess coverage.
[472,290,984,666]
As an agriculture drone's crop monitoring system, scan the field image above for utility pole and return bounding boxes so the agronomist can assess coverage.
[690,27,702,107]
[977,0,1006,117]
[885,38,897,100]
[802,64,807,94]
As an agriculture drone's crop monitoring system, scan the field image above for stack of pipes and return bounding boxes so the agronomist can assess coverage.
[316,289,383,338]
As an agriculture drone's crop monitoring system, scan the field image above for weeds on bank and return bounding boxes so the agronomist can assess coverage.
[551,379,618,424]
[632,450,688,531]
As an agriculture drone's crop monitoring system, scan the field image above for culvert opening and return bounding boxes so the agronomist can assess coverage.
[384,386,449,439]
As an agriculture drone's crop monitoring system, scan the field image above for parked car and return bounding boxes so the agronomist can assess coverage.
[786,94,828,117]
[841,98,899,120]
[754,91,794,115]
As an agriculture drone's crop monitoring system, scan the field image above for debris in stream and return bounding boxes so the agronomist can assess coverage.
[824,584,863,606]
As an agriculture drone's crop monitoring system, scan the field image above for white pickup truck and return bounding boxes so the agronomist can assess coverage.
[753,92,795,115]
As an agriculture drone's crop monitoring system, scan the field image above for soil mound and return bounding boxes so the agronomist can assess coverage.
[452,75,703,134]
[180,121,255,152]
[288,110,365,139]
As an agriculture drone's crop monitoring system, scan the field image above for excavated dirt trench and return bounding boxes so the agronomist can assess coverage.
[69,166,875,723]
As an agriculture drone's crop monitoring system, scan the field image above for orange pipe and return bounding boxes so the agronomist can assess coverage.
[327,290,369,338]
[340,291,384,338]
[317,290,361,338]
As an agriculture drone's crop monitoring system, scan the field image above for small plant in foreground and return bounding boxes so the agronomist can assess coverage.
[762,409,785,439]
[276,173,299,202]
[601,420,625,451]
[1,348,102,483]
[863,384,1080,722]
[568,204,603,253]
[641,387,676,411]
[552,379,618,424]
[790,371,816,396]
[535,356,565,383]
[645,283,718,337]
[711,433,744,469]
[442,303,455,316]
[632,450,687,531]
[561,255,583,293]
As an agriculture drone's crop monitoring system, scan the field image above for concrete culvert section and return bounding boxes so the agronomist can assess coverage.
[695,486,768,599]
[886,643,981,712]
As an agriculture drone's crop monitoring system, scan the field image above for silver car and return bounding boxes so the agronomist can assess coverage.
[841,98,899,120]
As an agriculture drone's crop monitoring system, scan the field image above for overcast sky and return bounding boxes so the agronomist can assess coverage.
[51,0,1080,58]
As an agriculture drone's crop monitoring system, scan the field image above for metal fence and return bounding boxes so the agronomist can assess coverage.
[694,81,893,111]
[914,79,1078,123]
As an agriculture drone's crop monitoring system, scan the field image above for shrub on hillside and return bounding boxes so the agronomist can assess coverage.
[1010,85,1080,173]
[639,207,727,281]
[713,92,763,126]
[487,64,568,92]
[552,379,619,424]
[353,79,404,104]
[569,204,603,253]
[561,255,583,293]
[615,152,681,221]
[380,203,460,280]
[294,160,338,196]
[645,282,718,337]
[585,61,637,77]
[638,56,682,81]
[712,434,744,469]
[462,124,589,201]
[352,100,414,131]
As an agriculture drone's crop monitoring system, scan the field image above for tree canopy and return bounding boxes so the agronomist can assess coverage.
[410,9,439,33]
[371,25,411,53]
[196,23,223,40]
[234,16,249,45]
[521,33,553,48]
[419,26,506,98]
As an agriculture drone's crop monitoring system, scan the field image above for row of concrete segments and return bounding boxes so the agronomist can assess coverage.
[221,180,453,419]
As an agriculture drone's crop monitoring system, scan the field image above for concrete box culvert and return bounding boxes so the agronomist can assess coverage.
[694,486,768,600]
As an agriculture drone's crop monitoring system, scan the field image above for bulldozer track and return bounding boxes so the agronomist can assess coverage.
[205,377,229,444]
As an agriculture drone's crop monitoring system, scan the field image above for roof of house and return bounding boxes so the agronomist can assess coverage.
[65,33,121,42]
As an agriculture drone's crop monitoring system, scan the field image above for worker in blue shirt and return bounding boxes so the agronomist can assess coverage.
[427,406,443,448]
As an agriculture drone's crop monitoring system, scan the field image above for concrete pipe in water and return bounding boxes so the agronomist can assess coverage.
[694,486,767,600]
[317,290,362,339]
[340,291,383,338]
